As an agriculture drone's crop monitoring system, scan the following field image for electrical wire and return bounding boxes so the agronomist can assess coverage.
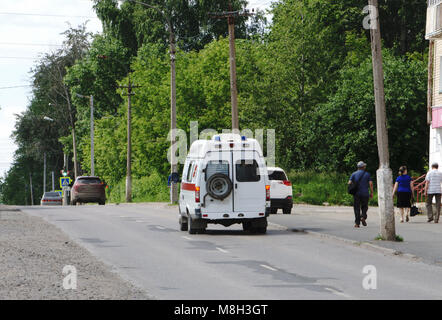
[0,85,32,90]
[0,42,62,47]
[0,57,36,60]
[0,12,97,19]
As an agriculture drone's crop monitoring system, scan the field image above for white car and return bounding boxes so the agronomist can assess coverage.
[40,191,62,206]
[267,167,293,214]
[178,133,270,234]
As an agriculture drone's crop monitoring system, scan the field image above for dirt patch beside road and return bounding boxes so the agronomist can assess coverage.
[0,209,149,300]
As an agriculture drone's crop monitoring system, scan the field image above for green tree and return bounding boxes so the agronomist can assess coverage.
[311,49,428,173]
[93,0,256,54]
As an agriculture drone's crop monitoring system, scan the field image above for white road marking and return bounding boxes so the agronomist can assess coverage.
[325,287,351,298]
[182,236,192,241]
[136,220,145,223]
[216,247,229,253]
[260,264,278,271]
[156,226,165,230]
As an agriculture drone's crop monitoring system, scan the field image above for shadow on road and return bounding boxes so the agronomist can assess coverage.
[203,229,293,237]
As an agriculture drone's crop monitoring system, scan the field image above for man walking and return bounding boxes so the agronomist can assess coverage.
[348,161,374,228]
[425,163,442,223]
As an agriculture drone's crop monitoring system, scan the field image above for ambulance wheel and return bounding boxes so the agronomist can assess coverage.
[206,173,232,200]
[179,216,188,231]
[283,207,291,214]
[242,221,252,232]
[250,226,267,234]
[255,227,267,234]
[250,218,267,234]
[188,216,205,234]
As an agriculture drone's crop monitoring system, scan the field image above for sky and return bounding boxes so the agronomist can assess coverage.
[0,0,273,178]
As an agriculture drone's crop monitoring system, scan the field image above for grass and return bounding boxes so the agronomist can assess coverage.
[106,170,379,207]
[287,170,378,206]
[374,234,404,242]
[107,172,169,203]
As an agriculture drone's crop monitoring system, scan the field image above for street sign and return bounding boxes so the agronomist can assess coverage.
[55,190,62,197]
[60,177,71,188]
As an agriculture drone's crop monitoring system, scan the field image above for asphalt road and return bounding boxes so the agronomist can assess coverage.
[20,203,442,300]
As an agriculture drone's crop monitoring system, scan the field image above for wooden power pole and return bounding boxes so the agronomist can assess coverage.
[368,0,396,240]
[119,75,140,203]
[210,4,254,131]
[169,26,179,204]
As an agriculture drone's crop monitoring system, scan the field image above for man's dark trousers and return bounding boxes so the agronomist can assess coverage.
[353,194,369,225]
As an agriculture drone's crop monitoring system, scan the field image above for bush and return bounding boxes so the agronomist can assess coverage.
[107,171,169,203]
[287,170,378,206]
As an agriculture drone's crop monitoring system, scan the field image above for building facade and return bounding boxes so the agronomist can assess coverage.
[426,0,442,166]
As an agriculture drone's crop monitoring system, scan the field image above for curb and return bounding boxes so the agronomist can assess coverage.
[268,222,422,263]
[0,205,20,212]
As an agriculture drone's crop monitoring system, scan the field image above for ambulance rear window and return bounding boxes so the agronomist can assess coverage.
[269,170,287,181]
[186,162,194,182]
[205,161,229,181]
[235,160,260,182]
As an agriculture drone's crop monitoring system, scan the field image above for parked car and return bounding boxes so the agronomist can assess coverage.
[41,191,62,206]
[267,167,293,214]
[71,176,106,205]
[179,133,270,234]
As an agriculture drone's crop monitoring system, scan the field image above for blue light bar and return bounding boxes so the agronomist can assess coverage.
[241,136,247,141]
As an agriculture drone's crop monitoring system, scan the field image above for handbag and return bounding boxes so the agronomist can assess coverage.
[410,197,421,217]
[348,180,358,195]
[348,172,366,195]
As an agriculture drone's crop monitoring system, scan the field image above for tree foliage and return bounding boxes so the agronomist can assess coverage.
[1,0,430,204]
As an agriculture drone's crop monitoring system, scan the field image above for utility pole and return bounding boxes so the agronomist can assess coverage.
[72,127,78,179]
[119,75,140,203]
[76,94,95,176]
[43,152,46,195]
[210,3,254,131]
[49,102,77,179]
[24,183,28,206]
[41,115,54,196]
[29,173,34,206]
[169,25,179,204]
[90,95,95,176]
[368,0,396,240]
[51,171,55,191]
[118,0,178,203]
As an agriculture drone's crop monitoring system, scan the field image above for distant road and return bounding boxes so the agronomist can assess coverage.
[20,203,442,300]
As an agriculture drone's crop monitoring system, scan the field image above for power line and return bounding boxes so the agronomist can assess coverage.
[0,85,32,90]
[0,12,97,19]
[0,57,35,60]
[0,42,62,47]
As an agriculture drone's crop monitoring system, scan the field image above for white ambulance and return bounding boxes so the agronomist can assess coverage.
[178,133,270,234]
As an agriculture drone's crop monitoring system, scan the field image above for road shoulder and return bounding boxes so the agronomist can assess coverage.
[0,208,149,300]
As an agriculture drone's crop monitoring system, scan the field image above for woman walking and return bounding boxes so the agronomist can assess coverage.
[392,166,414,223]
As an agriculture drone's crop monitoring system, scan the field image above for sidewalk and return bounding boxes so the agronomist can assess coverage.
[270,204,442,267]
